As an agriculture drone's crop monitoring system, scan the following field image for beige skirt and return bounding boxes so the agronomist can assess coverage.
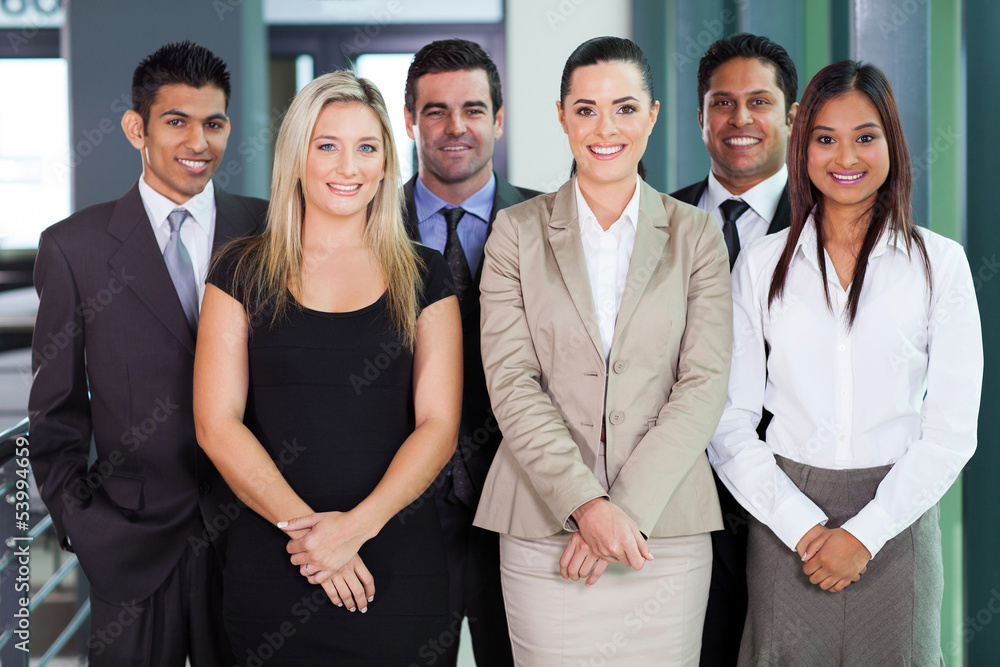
[499,532,711,666]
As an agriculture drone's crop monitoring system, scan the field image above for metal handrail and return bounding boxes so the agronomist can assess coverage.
[36,599,91,667]
[0,417,28,467]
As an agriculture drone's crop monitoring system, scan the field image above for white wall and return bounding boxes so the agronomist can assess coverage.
[504,0,632,192]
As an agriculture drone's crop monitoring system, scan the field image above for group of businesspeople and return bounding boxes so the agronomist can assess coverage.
[25,28,982,667]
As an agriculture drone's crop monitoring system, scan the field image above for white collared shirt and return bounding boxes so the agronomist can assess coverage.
[138,176,217,306]
[575,175,641,362]
[708,216,982,558]
[699,165,787,247]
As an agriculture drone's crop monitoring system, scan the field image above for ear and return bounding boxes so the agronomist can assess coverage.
[403,105,416,141]
[121,110,146,150]
[697,107,704,129]
[493,105,504,141]
[557,100,568,135]
[786,101,799,129]
[648,100,660,134]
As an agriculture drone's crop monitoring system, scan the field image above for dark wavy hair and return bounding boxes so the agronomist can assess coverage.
[404,39,503,118]
[561,36,653,181]
[767,60,931,327]
[132,41,231,129]
[697,33,797,114]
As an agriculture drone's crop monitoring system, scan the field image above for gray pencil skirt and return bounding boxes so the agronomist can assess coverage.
[739,455,944,667]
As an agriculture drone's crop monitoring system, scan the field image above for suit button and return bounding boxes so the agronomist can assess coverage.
[199,482,211,495]
[608,410,625,425]
[613,360,627,374]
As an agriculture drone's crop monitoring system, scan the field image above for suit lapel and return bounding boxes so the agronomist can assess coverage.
[213,187,259,252]
[402,176,421,243]
[107,183,196,354]
[546,180,603,359]
[767,184,791,234]
[612,180,670,344]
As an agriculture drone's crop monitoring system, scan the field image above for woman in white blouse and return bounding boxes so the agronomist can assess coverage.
[709,60,982,665]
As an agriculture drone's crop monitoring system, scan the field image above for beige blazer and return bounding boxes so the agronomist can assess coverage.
[473,178,732,539]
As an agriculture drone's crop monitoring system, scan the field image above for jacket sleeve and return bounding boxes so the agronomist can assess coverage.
[608,210,734,535]
[28,230,94,551]
[479,209,608,529]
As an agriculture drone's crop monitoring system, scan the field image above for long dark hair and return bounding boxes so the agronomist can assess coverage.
[767,60,931,327]
[561,36,652,181]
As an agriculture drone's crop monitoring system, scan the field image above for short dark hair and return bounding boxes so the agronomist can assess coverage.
[404,39,502,118]
[561,36,654,181]
[132,41,231,128]
[697,33,797,114]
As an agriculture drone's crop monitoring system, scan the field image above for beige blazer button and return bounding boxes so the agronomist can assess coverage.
[613,360,627,373]
[608,410,625,425]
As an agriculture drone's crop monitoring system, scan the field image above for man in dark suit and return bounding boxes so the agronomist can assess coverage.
[401,39,539,667]
[28,42,266,666]
[669,33,798,667]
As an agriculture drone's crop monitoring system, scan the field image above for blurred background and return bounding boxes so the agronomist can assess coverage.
[0,0,996,664]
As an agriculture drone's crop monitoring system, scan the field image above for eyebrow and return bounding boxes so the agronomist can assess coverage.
[572,96,640,105]
[313,135,382,143]
[812,122,882,131]
[420,100,489,113]
[159,109,228,122]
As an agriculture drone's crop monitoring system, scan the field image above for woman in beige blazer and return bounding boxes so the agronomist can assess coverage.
[474,37,733,665]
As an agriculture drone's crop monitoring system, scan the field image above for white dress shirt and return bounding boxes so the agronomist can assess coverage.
[575,175,640,362]
[709,216,982,558]
[138,176,217,306]
[699,165,787,248]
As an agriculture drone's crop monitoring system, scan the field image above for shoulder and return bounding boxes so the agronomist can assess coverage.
[668,179,707,205]
[912,226,966,261]
[42,199,118,245]
[413,242,454,308]
[220,191,269,230]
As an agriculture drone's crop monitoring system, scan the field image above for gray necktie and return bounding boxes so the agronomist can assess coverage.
[164,209,199,331]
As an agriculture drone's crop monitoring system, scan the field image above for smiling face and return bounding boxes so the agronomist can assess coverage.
[304,101,386,223]
[404,68,503,202]
[806,90,890,217]
[558,61,659,193]
[699,57,796,195]
[121,83,230,204]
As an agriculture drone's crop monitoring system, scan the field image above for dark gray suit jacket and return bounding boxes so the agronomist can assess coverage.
[403,173,540,498]
[29,182,267,604]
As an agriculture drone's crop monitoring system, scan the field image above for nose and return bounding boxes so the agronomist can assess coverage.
[445,111,466,137]
[336,150,359,176]
[731,102,752,127]
[185,125,209,153]
[835,141,859,168]
[596,111,618,138]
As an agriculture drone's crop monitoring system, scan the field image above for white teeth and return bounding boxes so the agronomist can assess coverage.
[831,172,864,181]
[442,146,469,151]
[328,183,361,192]
[725,137,760,146]
[178,159,207,169]
[590,145,624,155]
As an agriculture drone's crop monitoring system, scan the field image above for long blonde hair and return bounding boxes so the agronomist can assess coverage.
[220,70,423,348]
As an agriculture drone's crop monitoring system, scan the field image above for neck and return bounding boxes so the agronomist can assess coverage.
[821,200,871,249]
[577,174,637,231]
[418,163,492,206]
[711,165,780,197]
[302,207,367,251]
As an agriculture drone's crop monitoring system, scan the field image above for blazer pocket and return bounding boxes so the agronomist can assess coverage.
[101,472,144,510]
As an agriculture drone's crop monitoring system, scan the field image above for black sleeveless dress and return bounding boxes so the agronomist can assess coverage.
[208,244,453,666]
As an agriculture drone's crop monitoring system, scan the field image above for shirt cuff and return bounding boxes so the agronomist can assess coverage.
[840,503,897,559]
[769,494,829,552]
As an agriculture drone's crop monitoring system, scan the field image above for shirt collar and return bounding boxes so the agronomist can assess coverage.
[706,164,787,223]
[413,172,496,225]
[574,174,642,236]
[138,174,215,233]
[794,212,906,271]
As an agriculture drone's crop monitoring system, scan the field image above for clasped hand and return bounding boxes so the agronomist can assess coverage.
[559,498,653,585]
[279,511,375,612]
[796,524,870,593]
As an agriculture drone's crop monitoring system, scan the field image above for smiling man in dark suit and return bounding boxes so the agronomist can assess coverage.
[670,33,798,666]
[29,41,266,666]
[401,38,539,667]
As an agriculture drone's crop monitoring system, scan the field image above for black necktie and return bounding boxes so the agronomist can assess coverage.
[719,198,750,270]
[440,207,473,312]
